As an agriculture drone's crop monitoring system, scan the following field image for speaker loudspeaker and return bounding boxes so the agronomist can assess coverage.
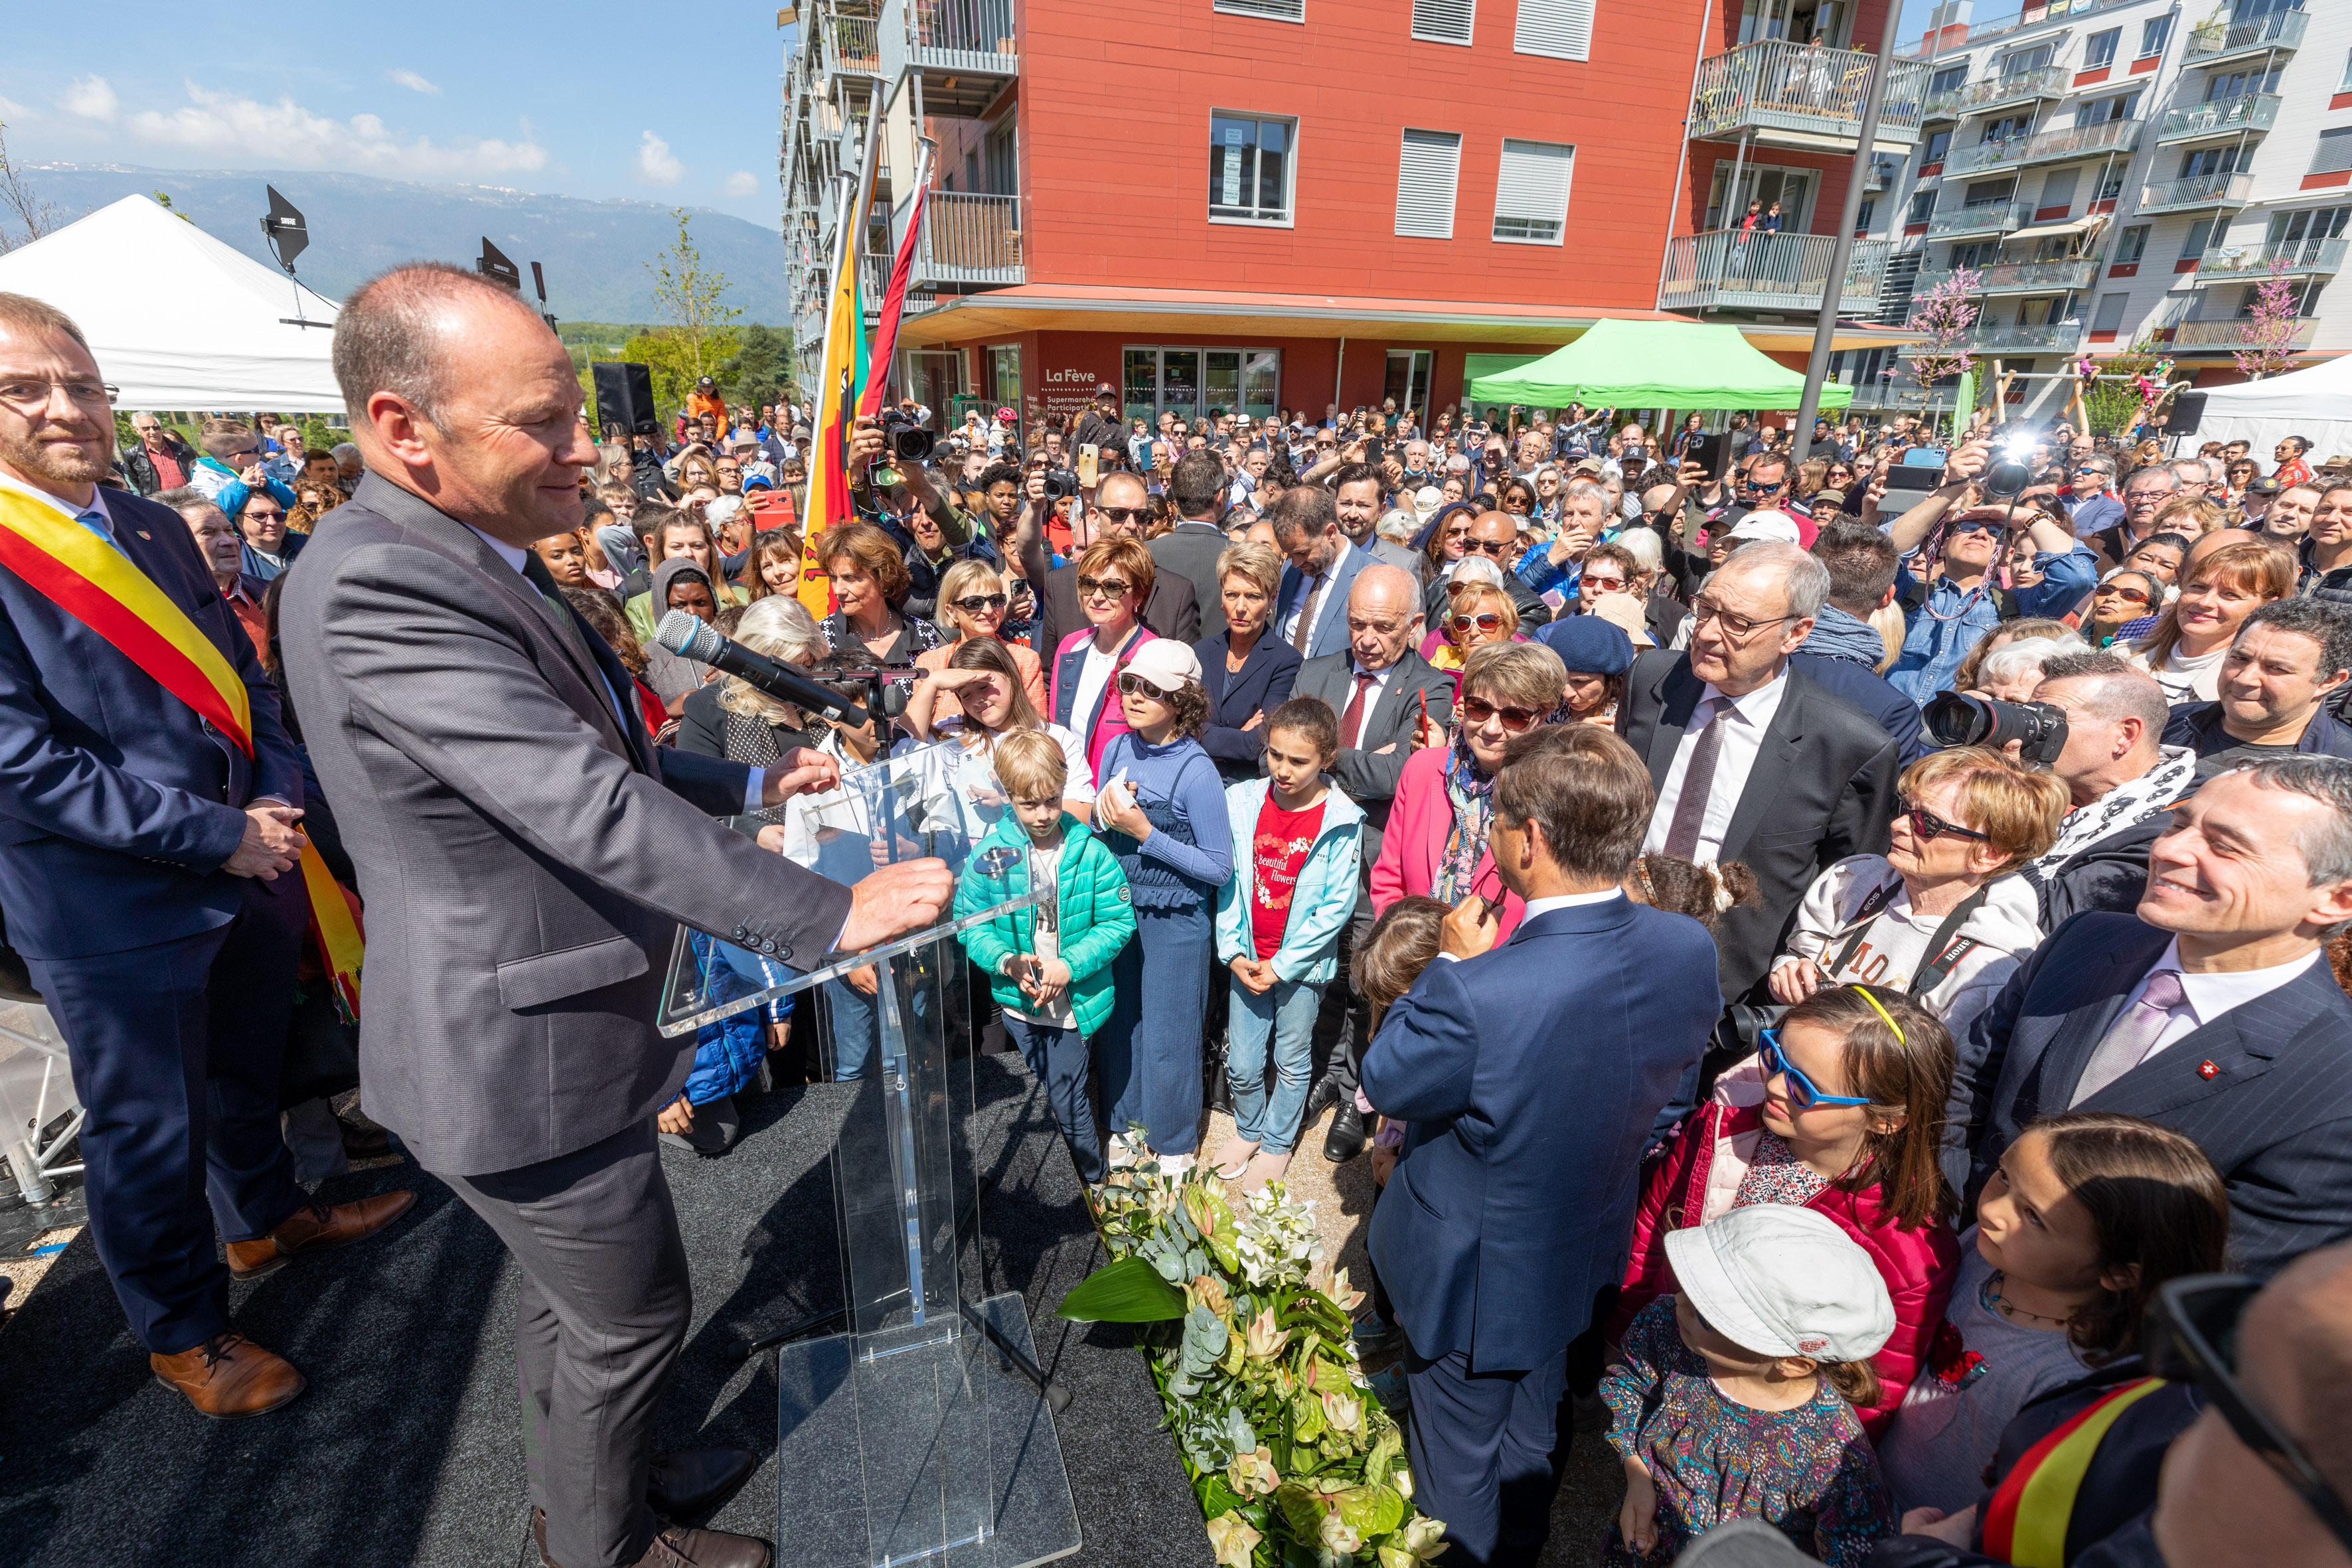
[593,362,657,436]
[2169,390,2207,436]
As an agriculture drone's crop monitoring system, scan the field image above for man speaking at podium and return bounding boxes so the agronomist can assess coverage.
[281,262,951,1568]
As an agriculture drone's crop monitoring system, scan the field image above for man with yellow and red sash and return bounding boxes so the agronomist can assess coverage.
[0,294,410,1418]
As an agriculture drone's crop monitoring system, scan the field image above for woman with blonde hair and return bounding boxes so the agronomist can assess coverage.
[2126,540,2295,702]
[910,557,1047,721]
[1429,579,1519,676]
[1194,541,1302,785]
[818,520,943,666]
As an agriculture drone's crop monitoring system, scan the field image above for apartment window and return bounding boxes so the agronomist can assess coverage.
[2268,205,2351,250]
[1964,177,2018,206]
[1215,0,1304,19]
[1922,129,1952,164]
[2116,224,2150,263]
[1209,114,1296,224]
[1930,64,1968,95]
[2098,167,2126,201]
[2183,142,2257,178]
[1982,113,2034,145]
[2092,292,2129,333]
[2181,218,2215,258]
[1950,241,1999,268]
[2342,47,2352,90]
[2001,43,2055,76]
[2138,15,2170,58]
[2075,91,2140,127]
[1492,139,1575,244]
[1411,0,1476,46]
[2084,27,2120,68]
[2206,66,2281,100]
[1907,190,1938,225]
[1856,198,1877,230]
[2314,127,2352,179]
[1514,0,1593,61]
[2039,169,2079,211]
[1395,128,1464,238]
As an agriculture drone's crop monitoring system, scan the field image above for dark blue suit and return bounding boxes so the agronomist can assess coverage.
[1194,629,1301,783]
[1362,896,1721,1565]
[1955,911,2352,1277]
[0,482,307,1352]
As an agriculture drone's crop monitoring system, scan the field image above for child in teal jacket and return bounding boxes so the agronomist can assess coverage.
[955,730,1135,1183]
[1210,698,1363,1190]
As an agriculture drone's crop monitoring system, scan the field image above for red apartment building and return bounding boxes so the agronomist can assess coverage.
[778,0,1921,427]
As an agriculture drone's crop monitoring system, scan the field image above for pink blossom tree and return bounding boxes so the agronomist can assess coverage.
[1901,268,1983,426]
[2231,258,2305,381]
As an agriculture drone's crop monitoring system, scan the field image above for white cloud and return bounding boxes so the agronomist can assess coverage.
[636,130,682,186]
[125,84,546,177]
[723,171,759,197]
[0,94,33,121]
[64,75,118,123]
[389,69,442,96]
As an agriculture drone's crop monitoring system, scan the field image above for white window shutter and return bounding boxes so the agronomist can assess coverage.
[1411,0,1476,46]
[1396,130,1463,238]
[1493,139,1574,244]
[1514,0,1593,62]
[1214,0,1305,19]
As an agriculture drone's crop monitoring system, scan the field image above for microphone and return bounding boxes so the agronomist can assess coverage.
[654,611,870,728]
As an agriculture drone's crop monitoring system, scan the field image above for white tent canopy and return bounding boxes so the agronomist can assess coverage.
[2194,351,2352,459]
[0,194,343,412]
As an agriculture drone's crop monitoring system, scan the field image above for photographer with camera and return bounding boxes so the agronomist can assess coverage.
[2161,598,2352,780]
[1881,437,2096,706]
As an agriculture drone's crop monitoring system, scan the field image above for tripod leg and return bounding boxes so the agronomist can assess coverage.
[961,1300,1073,1415]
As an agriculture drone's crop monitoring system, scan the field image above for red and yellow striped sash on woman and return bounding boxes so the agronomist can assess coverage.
[1981,1376,2168,1567]
[0,486,363,1017]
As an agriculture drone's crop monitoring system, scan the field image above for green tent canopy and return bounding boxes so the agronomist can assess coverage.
[1464,319,1852,412]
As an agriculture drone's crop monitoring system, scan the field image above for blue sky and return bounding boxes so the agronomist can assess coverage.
[0,3,796,224]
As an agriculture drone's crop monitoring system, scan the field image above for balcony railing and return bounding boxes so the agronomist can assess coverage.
[2171,317,2319,351]
[2138,171,2255,213]
[1924,65,2072,120]
[919,190,1023,284]
[1914,257,2103,293]
[1657,230,1891,313]
[2196,237,2350,281]
[858,253,939,313]
[912,0,1016,70]
[1688,39,1928,147]
[2157,92,2282,144]
[1943,116,2140,175]
[828,15,881,74]
[1972,321,2086,353]
[1926,200,2033,239]
[2185,7,2308,64]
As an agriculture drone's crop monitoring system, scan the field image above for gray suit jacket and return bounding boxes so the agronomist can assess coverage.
[280,475,855,1176]
[1277,541,1375,663]
[1151,520,1232,639]
[1292,649,1455,870]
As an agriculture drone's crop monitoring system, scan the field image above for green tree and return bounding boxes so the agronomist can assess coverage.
[645,208,742,383]
[718,323,797,412]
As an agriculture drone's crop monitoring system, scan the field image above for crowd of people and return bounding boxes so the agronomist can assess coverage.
[13,290,2352,1568]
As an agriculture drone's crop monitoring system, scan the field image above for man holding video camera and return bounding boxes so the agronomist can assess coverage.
[1881,438,2096,705]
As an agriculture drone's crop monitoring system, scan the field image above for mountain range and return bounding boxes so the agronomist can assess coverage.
[16,163,789,323]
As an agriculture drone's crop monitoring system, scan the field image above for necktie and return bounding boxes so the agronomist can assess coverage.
[2071,968,2188,1106]
[1662,696,1727,860]
[1291,576,1321,653]
[521,551,627,730]
[76,507,127,557]
[1340,670,1377,749]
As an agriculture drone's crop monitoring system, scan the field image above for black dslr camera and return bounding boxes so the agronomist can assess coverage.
[879,407,935,464]
[1041,467,1081,502]
[1924,691,2069,766]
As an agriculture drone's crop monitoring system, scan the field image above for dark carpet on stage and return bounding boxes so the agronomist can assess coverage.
[0,1052,1213,1568]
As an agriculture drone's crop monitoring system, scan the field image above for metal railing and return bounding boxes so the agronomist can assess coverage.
[1901,0,2134,58]
[1972,321,2085,353]
[2197,237,2350,281]
[1657,230,1891,312]
[1924,64,2072,119]
[2157,92,2281,144]
[1943,116,2140,174]
[920,191,1023,283]
[2186,8,2308,61]
[2171,317,2319,350]
[1687,40,1929,145]
[829,15,882,73]
[1914,257,2103,293]
[2138,171,2255,212]
[913,0,1016,66]
[1926,200,2034,239]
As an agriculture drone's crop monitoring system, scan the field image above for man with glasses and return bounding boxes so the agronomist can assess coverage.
[1954,755,2352,1279]
[1029,467,1198,655]
[1618,540,1899,1005]
[1425,509,1551,633]
[1704,451,1814,547]
[119,412,195,496]
[2062,454,2123,536]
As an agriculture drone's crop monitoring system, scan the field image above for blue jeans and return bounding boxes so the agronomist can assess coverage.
[1002,1015,1105,1183]
[823,975,878,1082]
[1226,974,1324,1155]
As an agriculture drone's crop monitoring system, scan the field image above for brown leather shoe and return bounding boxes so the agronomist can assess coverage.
[534,1510,771,1568]
[226,1190,417,1280]
[151,1332,304,1419]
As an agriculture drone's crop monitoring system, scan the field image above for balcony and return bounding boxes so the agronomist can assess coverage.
[1924,65,2072,121]
[2185,7,2308,66]
[877,0,1017,116]
[1972,321,2086,354]
[1926,200,2033,239]
[919,190,1023,285]
[1914,257,2104,294]
[826,13,881,76]
[1687,39,1929,150]
[1657,231,1891,313]
[2156,92,2282,145]
[1942,116,2141,175]
[1838,379,1961,413]
[2170,317,2319,351]
[858,253,939,314]
[2138,171,2255,214]
[2196,237,2350,282]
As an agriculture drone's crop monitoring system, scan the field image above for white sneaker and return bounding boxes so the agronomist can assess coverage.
[1158,1151,1195,1176]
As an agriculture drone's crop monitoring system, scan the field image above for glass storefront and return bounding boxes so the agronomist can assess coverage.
[1121,346,1281,426]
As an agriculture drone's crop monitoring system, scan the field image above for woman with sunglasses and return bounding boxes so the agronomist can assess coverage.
[910,559,1048,726]
[1370,642,1566,945]
[1048,534,1159,777]
[1427,580,1520,679]
[1087,639,1232,1168]
[1612,983,1964,1437]
[2071,569,2166,649]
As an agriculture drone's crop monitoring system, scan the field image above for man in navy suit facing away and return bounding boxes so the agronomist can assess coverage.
[1362,724,1721,1566]
[1955,756,2352,1277]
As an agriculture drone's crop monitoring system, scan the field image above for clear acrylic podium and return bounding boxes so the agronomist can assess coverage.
[657,742,1082,1568]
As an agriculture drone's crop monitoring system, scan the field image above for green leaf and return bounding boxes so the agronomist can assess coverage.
[1331,1484,1405,1539]
[1197,1473,1245,1518]
[1058,1254,1188,1322]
